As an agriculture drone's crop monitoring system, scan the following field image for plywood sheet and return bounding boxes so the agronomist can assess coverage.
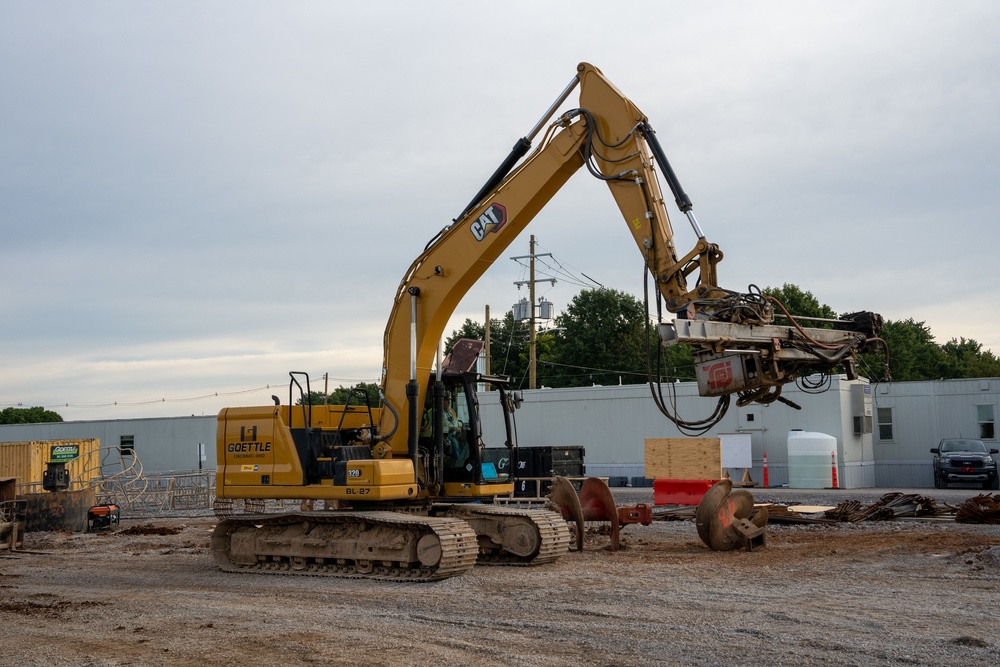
[644,438,721,480]
[788,505,836,514]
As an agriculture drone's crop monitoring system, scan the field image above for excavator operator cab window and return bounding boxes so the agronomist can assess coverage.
[419,379,473,474]
[442,391,470,469]
[420,373,514,486]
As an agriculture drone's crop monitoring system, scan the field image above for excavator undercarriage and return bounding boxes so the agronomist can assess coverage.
[211,511,480,582]
[210,503,572,582]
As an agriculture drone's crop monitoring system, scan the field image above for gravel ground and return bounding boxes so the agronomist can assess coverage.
[2,487,999,666]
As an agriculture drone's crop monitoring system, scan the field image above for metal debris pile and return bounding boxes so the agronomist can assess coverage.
[954,494,1000,524]
[651,492,1000,526]
[652,506,697,521]
[825,492,942,522]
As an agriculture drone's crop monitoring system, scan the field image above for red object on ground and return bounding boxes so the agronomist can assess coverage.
[762,452,769,488]
[831,451,839,489]
[653,479,718,506]
[617,504,653,526]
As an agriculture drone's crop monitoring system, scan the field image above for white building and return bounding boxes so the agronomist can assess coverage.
[2,377,996,489]
[0,416,216,475]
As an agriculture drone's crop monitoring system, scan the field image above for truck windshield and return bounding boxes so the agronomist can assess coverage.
[941,440,987,453]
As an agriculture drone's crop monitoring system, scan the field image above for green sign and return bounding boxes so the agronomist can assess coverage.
[50,444,80,462]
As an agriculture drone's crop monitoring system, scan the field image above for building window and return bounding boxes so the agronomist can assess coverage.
[876,407,894,441]
[120,435,135,456]
[977,405,995,440]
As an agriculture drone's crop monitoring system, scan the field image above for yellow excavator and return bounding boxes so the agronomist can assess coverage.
[211,63,883,581]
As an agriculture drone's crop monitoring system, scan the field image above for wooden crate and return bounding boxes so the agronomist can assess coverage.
[644,438,721,480]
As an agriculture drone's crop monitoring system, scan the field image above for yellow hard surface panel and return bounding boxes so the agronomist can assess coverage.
[644,437,721,480]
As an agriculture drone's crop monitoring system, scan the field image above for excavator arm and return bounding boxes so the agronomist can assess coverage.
[379,62,882,450]
[209,62,883,580]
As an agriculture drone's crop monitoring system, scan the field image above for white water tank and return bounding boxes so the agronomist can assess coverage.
[787,431,837,489]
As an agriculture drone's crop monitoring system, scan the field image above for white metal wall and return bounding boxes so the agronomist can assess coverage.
[480,377,875,487]
[870,378,998,487]
[3,377,996,488]
[482,377,999,489]
[0,416,217,474]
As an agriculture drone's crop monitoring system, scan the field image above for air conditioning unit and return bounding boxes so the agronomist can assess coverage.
[851,384,873,435]
[853,414,873,436]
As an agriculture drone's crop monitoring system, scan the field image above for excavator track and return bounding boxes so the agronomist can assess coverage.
[211,511,479,582]
[437,504,572,566]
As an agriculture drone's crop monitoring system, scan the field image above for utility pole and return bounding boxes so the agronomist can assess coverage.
[529,236,537,389]
[511,235,555,390]
[484,304,491,380]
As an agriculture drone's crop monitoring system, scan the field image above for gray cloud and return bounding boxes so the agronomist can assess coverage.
[2,1,998,420]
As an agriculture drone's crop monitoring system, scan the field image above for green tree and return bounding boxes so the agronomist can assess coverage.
[763,284,838,323]
[548,288,649,387]
[0,406,64,424]
[449,289,695,388]
[297,383,379,406]
[940,338,1000,379]
[444,319,485,350]
[651,340,696,382]
[449,284,1000,387]
[859,319,946,381]
[446,311,532,385]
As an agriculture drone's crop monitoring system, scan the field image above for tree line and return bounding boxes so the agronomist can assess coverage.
[0,406,64,424]
[8,284,999,422]
[447,283,1000,389]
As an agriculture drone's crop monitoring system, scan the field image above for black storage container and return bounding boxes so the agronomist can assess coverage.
[510,446,586,497]
[535,446,586,477]
[514,448,535,478]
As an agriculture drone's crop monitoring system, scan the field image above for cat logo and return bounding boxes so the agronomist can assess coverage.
[470,203,507,241]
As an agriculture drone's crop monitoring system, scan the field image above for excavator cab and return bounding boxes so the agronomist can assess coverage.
[421,370,517,497]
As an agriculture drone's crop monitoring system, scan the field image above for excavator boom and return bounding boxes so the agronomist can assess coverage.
[212,62,883,581]
[379,62,882,443]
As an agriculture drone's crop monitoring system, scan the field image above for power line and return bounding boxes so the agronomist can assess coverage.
[509,241,604,291]
[0,377,377,411]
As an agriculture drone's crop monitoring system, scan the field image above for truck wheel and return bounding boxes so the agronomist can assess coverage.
[986,476,999,491]
[933,474,942,489]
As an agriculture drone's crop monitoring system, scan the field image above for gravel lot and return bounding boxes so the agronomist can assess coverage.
[2,487,999,666]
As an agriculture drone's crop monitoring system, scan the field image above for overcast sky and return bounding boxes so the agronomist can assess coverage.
[2,1,998,422]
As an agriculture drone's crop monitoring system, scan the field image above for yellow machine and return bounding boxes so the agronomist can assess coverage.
[212,63,883,581]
